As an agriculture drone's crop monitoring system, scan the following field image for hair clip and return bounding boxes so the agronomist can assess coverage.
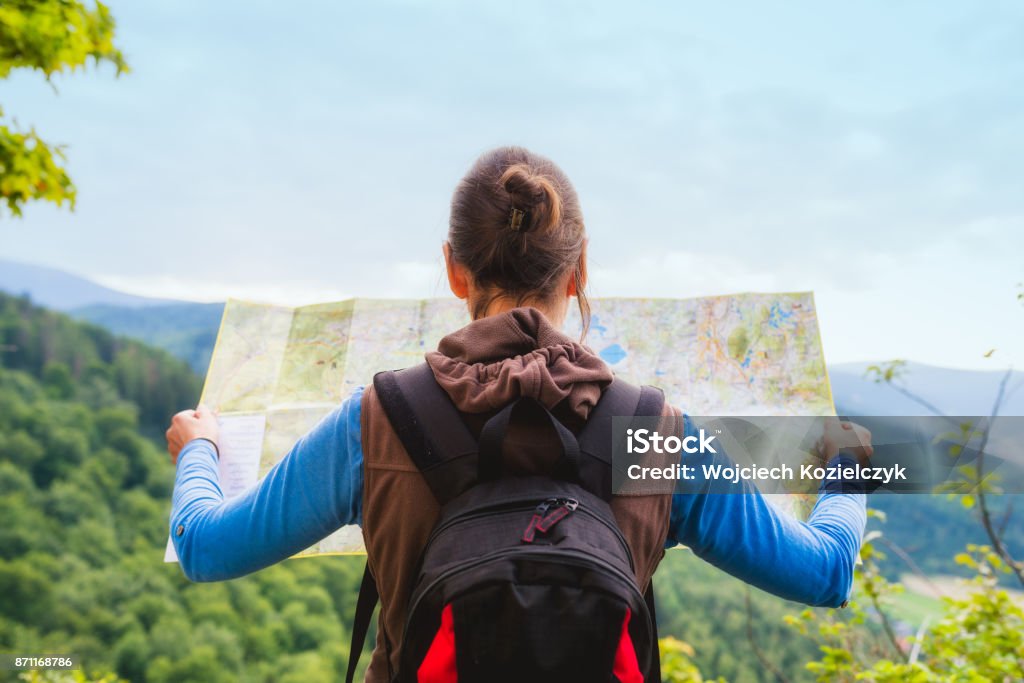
[509,208,526,231]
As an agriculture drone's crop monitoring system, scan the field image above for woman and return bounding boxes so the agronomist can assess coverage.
[166,146,870,682]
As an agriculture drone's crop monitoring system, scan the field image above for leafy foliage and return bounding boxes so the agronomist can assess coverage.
[786,531,1024,682]
[20,672,126,683]
[0,114,75,217]
[0,0,126,78]
[864,360,907,385]
[922,546,1024,681]
[660,636,724,683]
[0,0,127,217]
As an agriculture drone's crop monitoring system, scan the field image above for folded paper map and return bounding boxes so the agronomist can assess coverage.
[166,293,833,560]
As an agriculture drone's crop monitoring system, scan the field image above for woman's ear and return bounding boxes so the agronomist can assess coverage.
[443,242,470,300]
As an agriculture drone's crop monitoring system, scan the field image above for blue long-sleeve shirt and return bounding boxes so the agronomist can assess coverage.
[170,388,866,607]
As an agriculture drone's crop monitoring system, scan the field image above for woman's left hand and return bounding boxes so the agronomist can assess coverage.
[166,404,219,464]
[816,418,873,463]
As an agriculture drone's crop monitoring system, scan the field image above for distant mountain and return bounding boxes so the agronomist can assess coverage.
[0,259,221,373]
[0,258,176,310]
[73,302,225,374]
[831,361,1024,417]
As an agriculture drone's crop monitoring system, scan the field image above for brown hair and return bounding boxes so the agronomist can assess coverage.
[448,146,590,334]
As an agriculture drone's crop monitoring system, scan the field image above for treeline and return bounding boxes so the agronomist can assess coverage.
[0,293,199,434]
[70,303,224,375]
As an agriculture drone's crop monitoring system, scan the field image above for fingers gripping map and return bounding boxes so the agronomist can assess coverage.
[166,294,834,560]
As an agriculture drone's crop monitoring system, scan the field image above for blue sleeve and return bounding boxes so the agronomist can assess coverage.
[667,416,866,608]
[169,387,364,582]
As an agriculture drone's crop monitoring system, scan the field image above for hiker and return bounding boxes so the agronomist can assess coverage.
[166,146,871,682]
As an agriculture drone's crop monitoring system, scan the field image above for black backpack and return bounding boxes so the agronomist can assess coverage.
[345,363,666,683]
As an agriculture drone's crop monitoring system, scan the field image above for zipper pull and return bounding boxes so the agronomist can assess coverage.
[523,498,579,542]
[536,498,579,533]
[522,498,555,544]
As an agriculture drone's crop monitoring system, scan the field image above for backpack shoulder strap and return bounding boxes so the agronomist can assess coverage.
[350,364,467,683]
[576,378,665,500]
[372,363,479,505]
[345,562,380,683]
[578,379,665,679]
[645,582,662,683]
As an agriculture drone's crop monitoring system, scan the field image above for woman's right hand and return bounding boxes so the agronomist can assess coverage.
[817,419,873,462]
[166,404,219,465]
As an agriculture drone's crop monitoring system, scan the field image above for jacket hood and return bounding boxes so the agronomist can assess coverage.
[425,307,613,420]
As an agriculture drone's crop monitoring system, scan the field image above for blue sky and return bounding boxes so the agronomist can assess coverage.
[1,0,1022,369]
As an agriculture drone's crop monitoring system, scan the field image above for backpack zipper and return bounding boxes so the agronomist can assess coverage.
[424,499,634,570]
[522,497,579,543]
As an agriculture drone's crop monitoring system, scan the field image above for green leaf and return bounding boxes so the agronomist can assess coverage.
[954,552,976,567]
[0,0,127,217]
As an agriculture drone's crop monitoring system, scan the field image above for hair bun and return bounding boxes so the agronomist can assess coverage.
[499,163,562,234]
[447,146,590,334]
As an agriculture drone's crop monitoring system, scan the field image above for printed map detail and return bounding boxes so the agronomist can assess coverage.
[568,295,833,417]
[166,293,833,560]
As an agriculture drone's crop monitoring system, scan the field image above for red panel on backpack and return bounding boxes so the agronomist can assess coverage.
[612,607,644,683]
[417,603,458,683]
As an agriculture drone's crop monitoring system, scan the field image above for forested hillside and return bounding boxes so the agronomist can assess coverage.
[0,294,199,437]
[70,303,224,375]
[0,293,365,682]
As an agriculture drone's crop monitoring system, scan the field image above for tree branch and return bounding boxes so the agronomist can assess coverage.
[997,500,1015,537]
[876,537,946,599]
[743,587,791,683]
[972,369,1024,587]
[862,574,906,662]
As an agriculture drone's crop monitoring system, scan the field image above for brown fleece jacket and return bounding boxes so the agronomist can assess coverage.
[360,307,672,681]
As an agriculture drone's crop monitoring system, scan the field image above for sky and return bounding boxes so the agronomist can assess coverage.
[1,0,1022,370]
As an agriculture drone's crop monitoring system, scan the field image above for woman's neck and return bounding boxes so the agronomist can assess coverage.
[477,295,568,328]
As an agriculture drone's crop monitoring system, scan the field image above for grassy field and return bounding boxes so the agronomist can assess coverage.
[886,586,944,628]
[884,573,1024,631]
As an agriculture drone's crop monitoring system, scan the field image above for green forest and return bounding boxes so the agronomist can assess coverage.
[0,293,364,682]
[2,292,1022,682]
